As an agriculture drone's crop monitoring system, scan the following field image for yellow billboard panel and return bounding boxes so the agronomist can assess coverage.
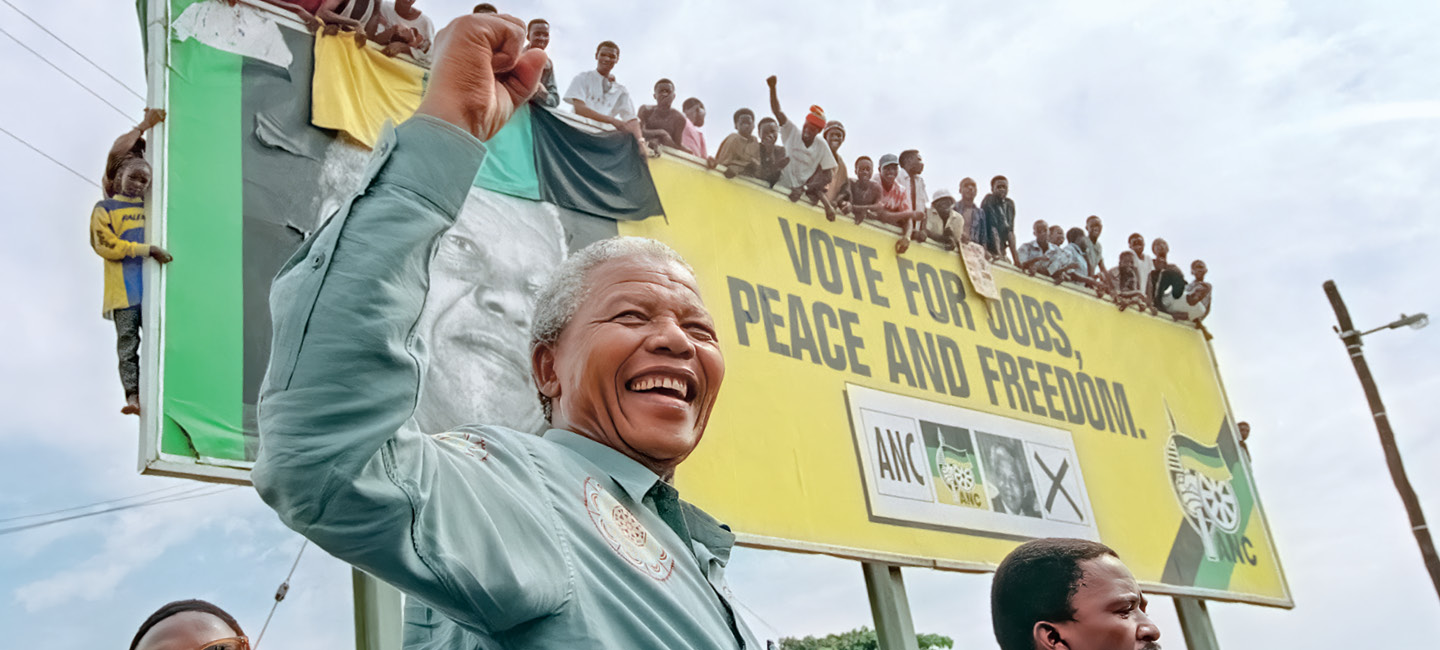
[621,157,1291,607]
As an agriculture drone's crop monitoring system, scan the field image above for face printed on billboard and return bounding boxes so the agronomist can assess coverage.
[414,189,567,434]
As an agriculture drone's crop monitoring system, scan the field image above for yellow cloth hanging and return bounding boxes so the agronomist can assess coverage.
[311,33,425,149]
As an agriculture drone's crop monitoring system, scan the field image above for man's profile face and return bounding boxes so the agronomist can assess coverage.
[596,45,619,75]
[539,256,724,474]
[653,81,675,107]
[685,102,706,127]
[992,178,1009,198]
[416,190,565,434]
[735,113,754,137]
[903,153,924,175]
[527,23,550,50]
[960,180,977,202]
[825,129,845,151]
[1049,555,1161,650]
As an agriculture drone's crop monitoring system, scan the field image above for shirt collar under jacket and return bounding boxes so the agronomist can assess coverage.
[543,428,660,503]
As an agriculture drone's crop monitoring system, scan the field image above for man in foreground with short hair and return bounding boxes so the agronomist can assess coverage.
[1016,219,1052,276]
[991,538,1162,650]
[254,14,757,649]
[564,40,643,142]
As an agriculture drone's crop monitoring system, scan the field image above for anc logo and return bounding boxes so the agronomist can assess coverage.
[1165,432,1240,561]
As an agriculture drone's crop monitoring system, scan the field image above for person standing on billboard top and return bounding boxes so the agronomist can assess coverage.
[253,13,758,650]
[991,538,1162,650]
[91,155,172,416]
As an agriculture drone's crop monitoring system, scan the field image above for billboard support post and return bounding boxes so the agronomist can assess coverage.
[353,568,403,650]
[862,562,919,650]
[1323,280,1440,601]
[1174,597,1219,650]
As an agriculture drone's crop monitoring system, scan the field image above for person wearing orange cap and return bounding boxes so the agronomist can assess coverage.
[766,75,837,207]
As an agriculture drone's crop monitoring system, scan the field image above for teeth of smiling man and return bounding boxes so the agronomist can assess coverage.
[628,376,688,396]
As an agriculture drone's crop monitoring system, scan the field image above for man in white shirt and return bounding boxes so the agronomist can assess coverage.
[765,75,837,206]
[564,41,642,142]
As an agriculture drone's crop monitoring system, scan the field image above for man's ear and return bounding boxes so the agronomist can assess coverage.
[532,342,561,403]
[1033,621,1066,650]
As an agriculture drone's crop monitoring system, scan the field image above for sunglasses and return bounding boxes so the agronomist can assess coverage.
[196,637,249,650]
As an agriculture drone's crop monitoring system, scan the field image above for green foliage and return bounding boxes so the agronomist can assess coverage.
[777,626,954,650]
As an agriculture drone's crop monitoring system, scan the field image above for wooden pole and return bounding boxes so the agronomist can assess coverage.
[1323,280,1440,602]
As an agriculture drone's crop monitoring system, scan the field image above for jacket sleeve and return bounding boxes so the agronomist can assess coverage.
[89,205,150,260]
[252,116,569,635]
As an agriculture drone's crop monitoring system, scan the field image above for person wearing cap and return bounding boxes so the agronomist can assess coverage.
[822,121,848,206]
[681,97,707,158]
[709,108,760,179]
[926,190,959,250]
[875,153,923,253]
[765,75,837,201]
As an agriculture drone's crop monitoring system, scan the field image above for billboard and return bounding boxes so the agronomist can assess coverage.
[144,0,1290,606]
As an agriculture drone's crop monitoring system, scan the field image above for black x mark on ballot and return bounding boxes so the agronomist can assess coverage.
[1035,454,1082,520]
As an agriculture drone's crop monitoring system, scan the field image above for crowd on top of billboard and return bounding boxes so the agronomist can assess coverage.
[240,0,1214,327]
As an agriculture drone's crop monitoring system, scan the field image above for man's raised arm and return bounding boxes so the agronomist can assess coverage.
[253,14,564,635]
[767,75,787,126]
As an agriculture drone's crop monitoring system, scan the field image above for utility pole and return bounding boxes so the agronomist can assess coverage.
[1322,280,1440,602]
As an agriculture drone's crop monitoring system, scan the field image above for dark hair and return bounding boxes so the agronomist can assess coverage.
[759,116,777,127]
[654,78,673,90]
[991,174,1008,186]
[472,3,497,13]
[596,40,619,54]
[855,155,873,165]
[527,18,549,31]
[899,149,920,165]
[1067,227,1085,242]
[991,539,1118,650]
[682,97,702,111]
[130,600,244,650]
[733,108,754,122]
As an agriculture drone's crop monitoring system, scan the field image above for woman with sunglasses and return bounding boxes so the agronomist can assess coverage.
[129,599,248,650]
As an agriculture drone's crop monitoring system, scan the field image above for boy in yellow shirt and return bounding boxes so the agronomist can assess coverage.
[90,157,172,415]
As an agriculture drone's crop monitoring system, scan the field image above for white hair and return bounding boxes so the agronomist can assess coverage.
[529,236,693,420]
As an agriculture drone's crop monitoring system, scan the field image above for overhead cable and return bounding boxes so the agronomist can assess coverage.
[0,125,102,189]
[254,539,309,649]
[0,25,137,120]
[0,486,238,536]
[0,482,194,524]
[0,0,147,100]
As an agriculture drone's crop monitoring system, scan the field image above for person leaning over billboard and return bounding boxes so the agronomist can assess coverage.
[991,538,1162,650]
[253,13,759,650]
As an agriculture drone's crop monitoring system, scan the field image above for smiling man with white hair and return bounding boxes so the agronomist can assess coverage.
[254,12,757,650]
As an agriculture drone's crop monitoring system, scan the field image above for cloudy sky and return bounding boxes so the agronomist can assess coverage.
[3,0,1439,648]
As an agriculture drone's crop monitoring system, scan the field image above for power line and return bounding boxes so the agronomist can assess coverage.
[0,24,137,120]
[254,539,309,650]
[0,486,238,536]
[0,482,194,524]
[0,125,102,189]
[0,0,146,101]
